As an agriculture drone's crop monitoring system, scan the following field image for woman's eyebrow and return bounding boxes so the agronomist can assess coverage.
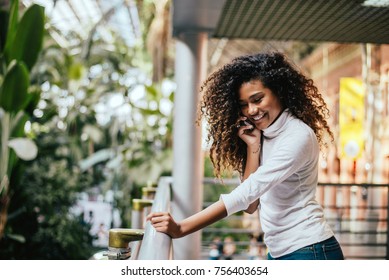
[253,91,264,96]
[249,92,264,100]
[239,92,264,103]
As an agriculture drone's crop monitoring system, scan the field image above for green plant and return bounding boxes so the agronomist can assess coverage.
[0,127,95,259]
[0,0,45,239]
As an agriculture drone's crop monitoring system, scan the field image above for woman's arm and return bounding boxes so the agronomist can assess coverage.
[236,118,261,214]
[243,145,260,214]
[147,121,261,237]
[146,200,227,238]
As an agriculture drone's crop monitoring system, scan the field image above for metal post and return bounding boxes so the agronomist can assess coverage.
[138,177,173,259]
[131,199,153,229]
[107,228,144,260]
[172,32,207,259]
[142,186,157,200]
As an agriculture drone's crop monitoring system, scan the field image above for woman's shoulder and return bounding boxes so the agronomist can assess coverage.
[283,116,318,148]
[286,114,315,135]
[280,116,319,158]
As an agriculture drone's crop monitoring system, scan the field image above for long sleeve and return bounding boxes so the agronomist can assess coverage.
[220,120,314,216]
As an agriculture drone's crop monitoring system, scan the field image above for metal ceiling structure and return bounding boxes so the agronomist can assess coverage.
[173,0,389,44]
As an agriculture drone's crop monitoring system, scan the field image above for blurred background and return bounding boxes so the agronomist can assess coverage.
[0,0,388,259]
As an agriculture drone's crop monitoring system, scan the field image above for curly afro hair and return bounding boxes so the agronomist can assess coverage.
[198,52,333,178]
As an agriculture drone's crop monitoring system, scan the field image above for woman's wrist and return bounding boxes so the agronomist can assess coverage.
[175,221,185,238]
[247,144,261,154]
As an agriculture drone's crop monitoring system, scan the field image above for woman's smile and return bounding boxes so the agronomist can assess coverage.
[239,80,283,130]
[250,112,266,122]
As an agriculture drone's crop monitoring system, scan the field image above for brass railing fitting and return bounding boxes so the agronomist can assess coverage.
[108,228,144,249]
[132,198,153,211]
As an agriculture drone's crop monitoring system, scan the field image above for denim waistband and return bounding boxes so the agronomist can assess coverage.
[268,235,344,260]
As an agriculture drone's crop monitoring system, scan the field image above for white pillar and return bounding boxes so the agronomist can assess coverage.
[172,32,207,259]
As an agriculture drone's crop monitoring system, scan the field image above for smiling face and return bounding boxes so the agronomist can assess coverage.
[238,80,284,130]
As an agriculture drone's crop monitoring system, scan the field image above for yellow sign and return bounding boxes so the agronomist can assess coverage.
[339,78,365,159]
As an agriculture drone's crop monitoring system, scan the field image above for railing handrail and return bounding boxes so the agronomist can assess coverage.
[137,176,173,260]
[318,182,389,187]
[203,177,389,188]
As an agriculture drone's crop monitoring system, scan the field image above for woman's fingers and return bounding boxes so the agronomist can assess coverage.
[146,212,169,223]
[236,117,255,135]
[237,122,259,139]
[147,212,172,230]
[146,212,182,238]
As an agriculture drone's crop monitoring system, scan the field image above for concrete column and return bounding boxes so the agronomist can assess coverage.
[172,32,207,259]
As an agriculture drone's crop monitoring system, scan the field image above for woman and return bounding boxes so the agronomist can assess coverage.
[147,52,344,260]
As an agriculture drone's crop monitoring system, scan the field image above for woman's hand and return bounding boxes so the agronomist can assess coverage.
[146,212,183,239]
[146,201,227,239]
[236,117,261,148]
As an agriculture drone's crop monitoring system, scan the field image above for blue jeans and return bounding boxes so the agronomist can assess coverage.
[267,236,344,260]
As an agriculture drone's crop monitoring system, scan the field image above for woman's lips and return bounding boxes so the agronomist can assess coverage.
[251,113,265,122]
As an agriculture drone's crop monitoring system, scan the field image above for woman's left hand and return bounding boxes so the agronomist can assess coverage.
[146,212,183,238]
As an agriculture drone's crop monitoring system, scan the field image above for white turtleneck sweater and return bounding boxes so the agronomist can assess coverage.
[220,110,333,258]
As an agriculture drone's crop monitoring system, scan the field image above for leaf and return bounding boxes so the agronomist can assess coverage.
[168,90,175,102]
[3,0,19,55]
[68,62,85,81]
[0,60,30,112]
[82,124,103,143]
[24,87,41,116]
[106,154,123,169]
[145,85,159,99]
[5,4,45,70]
[11,112,28,137]
[8,138,38,161]
[6,233,26,243]
[139,108,159,115]
[0,10,9,53]
[79,149,115,171]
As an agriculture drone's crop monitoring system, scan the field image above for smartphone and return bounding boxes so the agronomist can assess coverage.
[239,119,255,133]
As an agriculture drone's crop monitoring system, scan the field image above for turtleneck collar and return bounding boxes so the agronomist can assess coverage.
[262,109,293,138]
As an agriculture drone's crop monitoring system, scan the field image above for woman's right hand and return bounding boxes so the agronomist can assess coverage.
[146,212,183,239]
[236,117,261,149]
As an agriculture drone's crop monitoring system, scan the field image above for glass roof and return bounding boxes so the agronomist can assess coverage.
[23,0,141,48]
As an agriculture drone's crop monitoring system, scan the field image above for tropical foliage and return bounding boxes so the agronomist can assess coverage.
[0,0,44,240]
[1,126,95,259]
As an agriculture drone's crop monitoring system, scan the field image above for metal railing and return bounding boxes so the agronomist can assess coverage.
[317,183,389,260]
[137,176,173,259]
[102,177,173,260]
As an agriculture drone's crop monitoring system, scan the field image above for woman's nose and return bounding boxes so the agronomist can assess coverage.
[248,103,257,115]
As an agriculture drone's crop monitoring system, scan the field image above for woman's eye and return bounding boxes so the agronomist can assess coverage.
[253,98,262,103]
